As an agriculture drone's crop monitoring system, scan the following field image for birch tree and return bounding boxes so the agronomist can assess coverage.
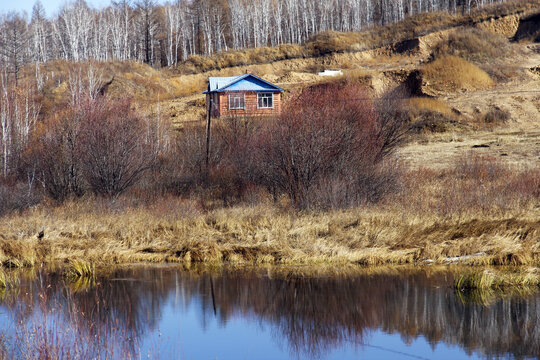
[0,0,514,66]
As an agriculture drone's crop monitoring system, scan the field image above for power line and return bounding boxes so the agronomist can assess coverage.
[347,339,434,360]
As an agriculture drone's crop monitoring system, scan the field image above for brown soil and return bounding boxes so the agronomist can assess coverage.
[475,14,521,37]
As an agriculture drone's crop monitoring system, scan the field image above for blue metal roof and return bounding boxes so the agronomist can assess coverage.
[204,74,283,93]
[207,75,243,92]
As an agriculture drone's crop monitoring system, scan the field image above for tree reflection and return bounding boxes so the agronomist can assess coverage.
[0,267,539,359]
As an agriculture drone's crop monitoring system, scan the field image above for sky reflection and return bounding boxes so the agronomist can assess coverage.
[0,266,536,359]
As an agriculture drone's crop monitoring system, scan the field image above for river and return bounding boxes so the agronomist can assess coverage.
[0,265,538,359]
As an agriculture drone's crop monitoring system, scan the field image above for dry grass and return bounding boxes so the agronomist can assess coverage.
[181,44,307,74]
[432,28,513,63]
[169,76,207,97]
[16,1,536,115]
[0,268,19,289]
[4,0,539,268]
[65,259,95,279]
[476,108,512,128]
[455,267,540,290]
[22,60,192,117]
[409,97,453,116]
[0,153,537,268]
[0,187,537,268]
[422,55,495,93]
[408,97,463,134]
[453,267,540,305]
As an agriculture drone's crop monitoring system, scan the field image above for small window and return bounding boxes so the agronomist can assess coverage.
[257,92,273,109]
[229,93,245,110]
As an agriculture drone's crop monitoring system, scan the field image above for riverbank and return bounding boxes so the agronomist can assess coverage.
[1,199,538,267]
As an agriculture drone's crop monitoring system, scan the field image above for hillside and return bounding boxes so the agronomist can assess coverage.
[22,2,540,174]
[159,4,539,171]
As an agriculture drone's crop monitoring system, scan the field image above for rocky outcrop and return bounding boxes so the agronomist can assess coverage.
[475,14,520,37]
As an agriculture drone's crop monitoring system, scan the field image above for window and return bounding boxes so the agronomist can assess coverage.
[257,92,273,109]
[229,93,245,110]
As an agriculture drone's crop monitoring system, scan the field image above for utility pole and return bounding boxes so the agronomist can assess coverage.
[205,96,212,174]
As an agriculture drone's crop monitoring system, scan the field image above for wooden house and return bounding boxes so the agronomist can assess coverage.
[204,71,284,118]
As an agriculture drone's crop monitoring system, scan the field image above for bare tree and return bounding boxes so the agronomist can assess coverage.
[0,0,514,66]
[0,72,40,178]
[250,83,406,208]
[30,107,85,201]
[30,1,50,63]
[0,12,30,85]
[78,97,164,196]
[135,0,158,64]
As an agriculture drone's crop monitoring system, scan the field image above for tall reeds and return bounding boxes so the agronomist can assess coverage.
[454,268,540,290]
[65,260,95,280]
[0,267,20,289]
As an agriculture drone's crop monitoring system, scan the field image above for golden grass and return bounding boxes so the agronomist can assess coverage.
[170,0,540,74]
[432,28,513,63]
[0,196,537,267]
[169,76,207,97]
[422,55,495,93]
[407,97,463,134]
[0,268,20,289]
[182,44,307,74]
[454,267,540,291]
[409,97,453,116]
[65,259,95,279]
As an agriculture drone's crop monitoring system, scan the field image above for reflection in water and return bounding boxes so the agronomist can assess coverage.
[0,266,539,359]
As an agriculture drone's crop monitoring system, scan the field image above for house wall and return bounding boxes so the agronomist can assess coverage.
[213,91,282,118]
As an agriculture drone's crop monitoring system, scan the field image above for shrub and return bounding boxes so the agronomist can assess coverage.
[408,97,458,133]
[409,111,457,134]
[158,85,408,209]
[249,83,407,209]
[0,180,41,217]
[401,154,540,215]
[158,116,261,205]
[480,108,511,125]
[29,96,166,200]
[29,108,86,201]
[78,98,165,197]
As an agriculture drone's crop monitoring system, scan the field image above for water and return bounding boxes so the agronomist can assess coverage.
[0,265,538,359]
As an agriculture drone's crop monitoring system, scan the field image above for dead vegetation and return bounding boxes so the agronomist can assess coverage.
[0,200,537,267]
[455,267,540,290]
[422,55,495,93]
[0,153,537,267]
[408,97,462,134]
[432,28,513,63]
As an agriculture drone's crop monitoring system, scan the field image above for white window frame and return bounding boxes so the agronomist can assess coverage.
[229,93,245,110]
[257,92,274,109]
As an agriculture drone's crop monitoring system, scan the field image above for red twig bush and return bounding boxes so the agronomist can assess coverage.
[249,83,407,209]
[78,98,163,197]
[29,96,165,200]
